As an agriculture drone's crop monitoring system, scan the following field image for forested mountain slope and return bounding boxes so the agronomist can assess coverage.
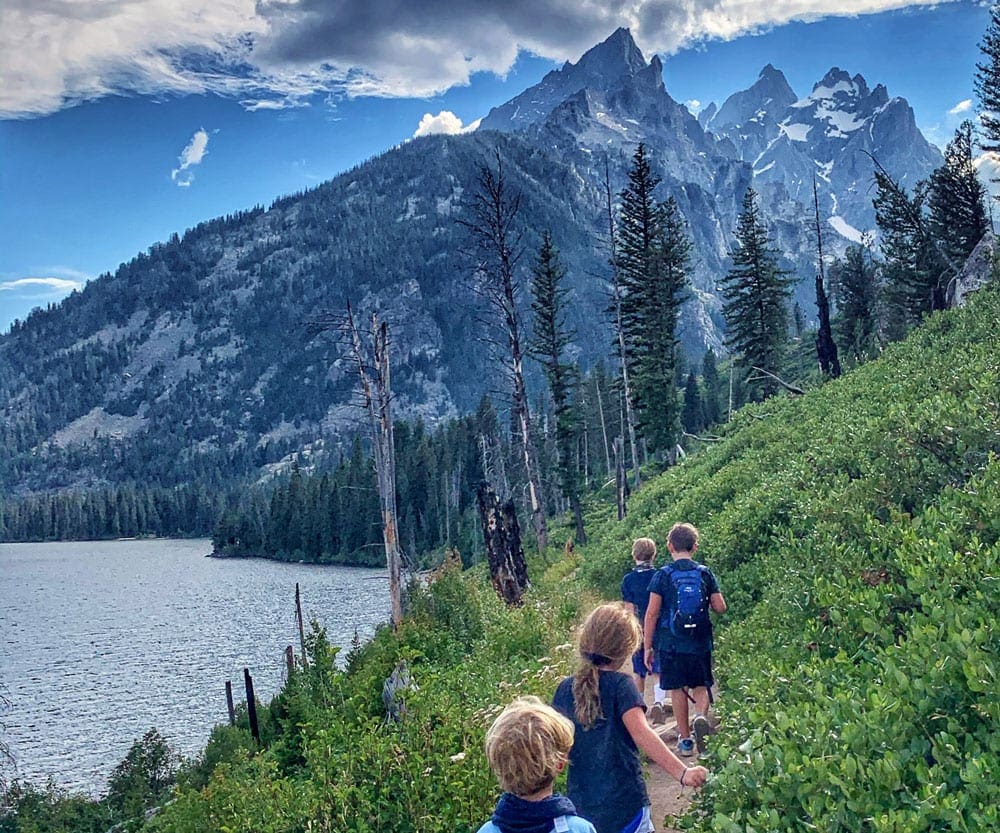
[0,29,941,501]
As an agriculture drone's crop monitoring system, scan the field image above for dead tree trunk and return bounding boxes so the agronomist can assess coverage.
[604,158,641,490]
[614,436,627,521]
[476,481,529,605]
[347,305,405,628]
[462,151,547,551]
[812,177,842,378]
[594,374,612,478]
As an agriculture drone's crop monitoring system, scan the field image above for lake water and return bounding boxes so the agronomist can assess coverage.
[0,539,389,795]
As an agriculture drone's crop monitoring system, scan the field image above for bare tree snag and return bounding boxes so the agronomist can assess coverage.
[813,177,842,378]
[461,150,547,551]
[614,436,628,521]
[346,304,405,628]
[604,156,642,490]
[593,374,612,477]
[476,481,529,605]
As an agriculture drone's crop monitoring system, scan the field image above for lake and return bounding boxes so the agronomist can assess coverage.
[0,538,389,795]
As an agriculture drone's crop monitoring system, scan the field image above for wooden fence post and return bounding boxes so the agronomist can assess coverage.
[225,680,236,726]
[244,668,260,743]
[295,582,308,667]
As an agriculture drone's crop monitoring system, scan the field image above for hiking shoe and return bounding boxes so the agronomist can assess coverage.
[692,714,711,754]
[678,737,695,757]
[648,702,666,725]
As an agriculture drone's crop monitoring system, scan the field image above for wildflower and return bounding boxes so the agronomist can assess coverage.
[450,752,466,763]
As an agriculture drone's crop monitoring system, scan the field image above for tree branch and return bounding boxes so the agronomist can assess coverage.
[749,366,805,395]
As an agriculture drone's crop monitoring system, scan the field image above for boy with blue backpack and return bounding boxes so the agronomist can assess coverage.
[642,523,726,757]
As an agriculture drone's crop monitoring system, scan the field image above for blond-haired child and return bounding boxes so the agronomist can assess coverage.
[478,696,597,833]
[620,538,668,721]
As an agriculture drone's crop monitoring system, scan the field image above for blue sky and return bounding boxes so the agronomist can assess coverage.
[0,1,992,333]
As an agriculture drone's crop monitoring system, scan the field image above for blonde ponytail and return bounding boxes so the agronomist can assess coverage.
[573,660,603,728]
[572,603,642,729]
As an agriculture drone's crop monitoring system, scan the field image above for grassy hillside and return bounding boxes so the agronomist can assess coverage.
[8,291,996,833]
[578,288,1000,831]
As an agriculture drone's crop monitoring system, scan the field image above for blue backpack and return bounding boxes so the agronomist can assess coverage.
[663,564,711,639]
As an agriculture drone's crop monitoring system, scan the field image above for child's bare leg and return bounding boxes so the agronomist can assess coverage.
[633,672,646,696]
[691,686,710,717]
[670,688,690,738]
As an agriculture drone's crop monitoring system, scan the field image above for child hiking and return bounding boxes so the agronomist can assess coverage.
[643,523,726,757]
[477,696,596,833]
[553,603,708,833]
[620,538,668,720]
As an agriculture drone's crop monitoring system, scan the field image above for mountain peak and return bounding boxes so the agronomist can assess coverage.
[709,64,796,130]
[817,66,851,87]
[809,67,871,102]
[479,27,650,133]
[572,27,647,79]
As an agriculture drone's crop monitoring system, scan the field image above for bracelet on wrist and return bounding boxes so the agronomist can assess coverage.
[679,768,688,786]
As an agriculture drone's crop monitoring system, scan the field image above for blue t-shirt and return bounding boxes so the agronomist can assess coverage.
[620,564,657,624]
[648,559,720,654]
[552,671,648,833]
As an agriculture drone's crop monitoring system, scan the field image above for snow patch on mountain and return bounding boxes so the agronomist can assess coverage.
[829,215,865,243]
[781,122,811,142]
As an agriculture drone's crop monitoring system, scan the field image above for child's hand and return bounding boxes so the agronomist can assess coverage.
[681,766,709,788]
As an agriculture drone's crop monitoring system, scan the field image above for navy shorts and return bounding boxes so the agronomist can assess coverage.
[656,650,713,691]
[631,647,659,677]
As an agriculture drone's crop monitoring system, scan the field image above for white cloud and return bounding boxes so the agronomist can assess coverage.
[973,151,1000,199]
[685,99,702,113]
[171,128,210,186]
[413,111,480,138]
[0,277,85,293]
[1,0,959,119]
[949,99,973,116]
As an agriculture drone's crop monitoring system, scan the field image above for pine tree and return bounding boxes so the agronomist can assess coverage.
[830,244,882,364]
[976,5,1000,155]
[928,121,989,270]
[681,371,705,435]
[616,145,689,453]
[873,165,945,324]
[700,349,723,426]
[720,186,795,398]
[529,232,586,543]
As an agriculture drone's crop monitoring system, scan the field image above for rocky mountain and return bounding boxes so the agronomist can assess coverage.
[479,27,648,132]
[0,30,944,498]
[704,65,942,243]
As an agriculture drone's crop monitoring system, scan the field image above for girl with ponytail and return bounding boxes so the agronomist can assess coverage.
[552,603,708,833]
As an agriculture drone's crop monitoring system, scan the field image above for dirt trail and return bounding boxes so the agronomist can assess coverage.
[638,683,707,832]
